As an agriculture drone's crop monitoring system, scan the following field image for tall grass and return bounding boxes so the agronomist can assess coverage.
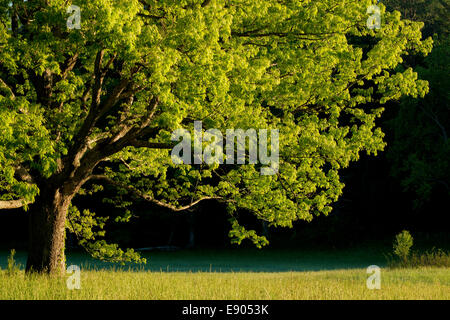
[0,267,449,300]
[0,248,448,300]
[387,230,450,268]
[387,248,450,269]
[386,230,450,269]
[6,249,21,276]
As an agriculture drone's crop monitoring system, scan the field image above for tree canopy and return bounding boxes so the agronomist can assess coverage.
[0,0,432,266]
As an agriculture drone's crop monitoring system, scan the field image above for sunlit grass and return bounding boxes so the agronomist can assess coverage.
[1,248,448,300]
[0,267,448,300]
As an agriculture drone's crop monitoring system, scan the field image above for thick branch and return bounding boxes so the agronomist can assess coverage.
[68,52,132,166]
[92,97,162,158]
[15,165,35,184]
[92,49,106,107]
[60,53,79,81]
[0,199,29,210]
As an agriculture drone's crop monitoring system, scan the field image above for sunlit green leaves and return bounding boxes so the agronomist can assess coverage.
[0,0,432,250]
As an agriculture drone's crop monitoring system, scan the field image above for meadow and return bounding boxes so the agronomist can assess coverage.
[0,248,449,300]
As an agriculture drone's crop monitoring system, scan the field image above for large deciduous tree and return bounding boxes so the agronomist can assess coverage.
[0,0,431,274]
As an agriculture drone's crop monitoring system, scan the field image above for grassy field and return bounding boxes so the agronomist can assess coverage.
[0,248,449,300]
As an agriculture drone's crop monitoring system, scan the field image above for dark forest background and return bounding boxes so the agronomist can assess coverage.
[1,0,448,253]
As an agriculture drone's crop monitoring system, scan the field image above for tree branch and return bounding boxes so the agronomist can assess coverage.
[0,78,16,100]
[15,165,35,184]
[89,175,222,212]
[67,53,135,167]
[0,199,29,210]
[59,53,79,81]
[201,0,212,7]
[95,96,162,156]
[92,49,106,108]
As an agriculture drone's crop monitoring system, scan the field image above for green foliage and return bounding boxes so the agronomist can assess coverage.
[67,205,145,264]
[0,1,433,255]
[388,247,450,268]
[393,230,413,261]
[228,219,269,249]
[388,230,449,268]
[67,205,108,241]
[84,241,145,265]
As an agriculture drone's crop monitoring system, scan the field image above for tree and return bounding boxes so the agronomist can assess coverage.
[385,0,449,208]
[0,0,431,274]
[384,0,449,37]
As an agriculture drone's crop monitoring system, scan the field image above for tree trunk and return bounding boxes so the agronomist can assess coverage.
[26,187,73,275]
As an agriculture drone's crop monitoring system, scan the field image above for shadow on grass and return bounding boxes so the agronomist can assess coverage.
[0,247,387,273]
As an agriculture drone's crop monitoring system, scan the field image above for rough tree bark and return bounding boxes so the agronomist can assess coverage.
[25,184,75,275]
[25,154,93,275]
